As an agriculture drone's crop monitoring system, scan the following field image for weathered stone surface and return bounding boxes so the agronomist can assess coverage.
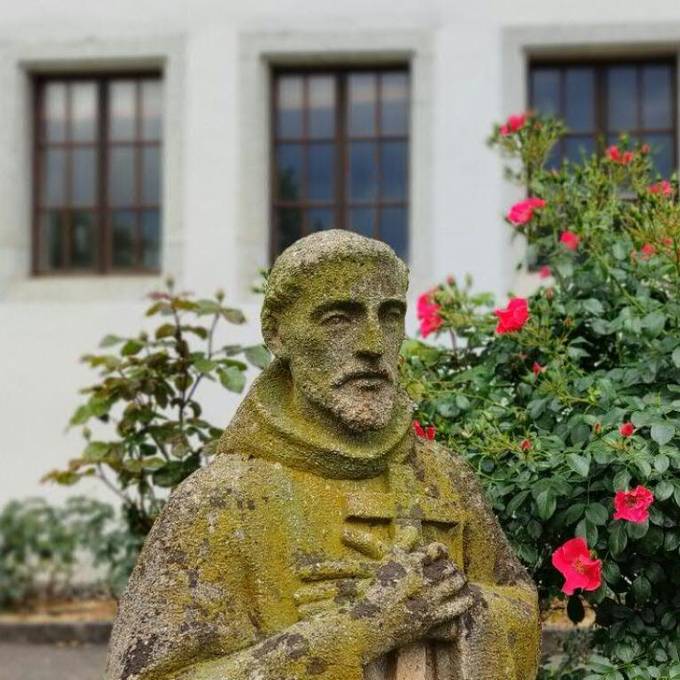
[106,230,541,679]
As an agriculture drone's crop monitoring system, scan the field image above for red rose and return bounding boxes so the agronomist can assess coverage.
[640,243,656,259]
[417,292,443,338]
[539,265,552,279]
[552,537,602,595]
[560,231,580,251]
[412,420,436,440]
[520,438,532,451]
[532,361,544,377]
[500,113,527,136]
[506,198,546,226]
[493,297,529,334]
[606,145,633,165]
[649,180,673,197]
[613,486,654,524]
[619,422,635,438]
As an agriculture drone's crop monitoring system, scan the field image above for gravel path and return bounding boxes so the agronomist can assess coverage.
[0,643,107,680]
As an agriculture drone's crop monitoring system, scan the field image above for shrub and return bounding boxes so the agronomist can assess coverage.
[44,281,269,539]
[0,497,135,608]
[401,113,680,677]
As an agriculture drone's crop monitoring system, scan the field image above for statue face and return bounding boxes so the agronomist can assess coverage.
[277,258,406,433]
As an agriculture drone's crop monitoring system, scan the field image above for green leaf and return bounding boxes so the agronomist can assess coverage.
[575,517,598,546]
[99,334,123,348]
[219,366,246,393]
[631,575,651,603]
[609,521,628,555]
[613,469,632,491]
[651,423,675,446]
[672,347,680,368]
[221,307,246,324]
[244,345,272,370]
[567,453,591,477]
[585,503,609,526]
[562,502,585,525]
[654,453,670,474]
[82,441,110,462]
[642,311,667,336]
[582,298,604,315]
[656,480,674,501]
[193,357,217,374]
[506,490,530,515]
[121,339,144,356]
[536,490,556,520]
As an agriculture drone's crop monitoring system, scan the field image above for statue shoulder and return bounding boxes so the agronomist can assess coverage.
[414,438,484,492]
[163,453,293,522]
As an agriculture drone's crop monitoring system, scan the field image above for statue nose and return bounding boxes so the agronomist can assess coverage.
[356,318,385,357]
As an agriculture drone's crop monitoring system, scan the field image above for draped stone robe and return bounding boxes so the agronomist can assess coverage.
[107,365,540,680]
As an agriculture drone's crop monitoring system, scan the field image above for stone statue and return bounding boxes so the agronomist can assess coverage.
[107,230,541,680]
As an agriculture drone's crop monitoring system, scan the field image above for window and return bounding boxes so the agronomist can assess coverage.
[529,59,677,176]
[33,74,162,274]
[271,67,410,260]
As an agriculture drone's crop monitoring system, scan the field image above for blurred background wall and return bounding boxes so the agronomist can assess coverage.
[2,0,679,503]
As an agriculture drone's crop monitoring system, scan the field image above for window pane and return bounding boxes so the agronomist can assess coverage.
[112,210,136,267]
[277,77,303,138]
[42,148,66,207]
[110,81,136,140]
[71,82,97,142]
[141,209,160,269]
[565,68,594,132]
[642,65,672,129]
[348,74,376,136]
[381,73,408,135]
[275,144,303,201]
[306,208,334,232]
[643,133,674,177]
[564,137,596,164]
[308,76,335,138]
[350,208,375,238]
[531,69,560,117]
[71,211,96,268]
[109,147,136,206]
[380,207,407,261]
[44,83,67,142]
[607,66,637,131]
[380,141,407,199]
[277,207,302,251]
[142,147,161,204]
[72,149,97,206]
[545,142,562,170]
[349,141,377,201]
[39,211,65,270]
[141,80,162,141]
[307,143,334,200]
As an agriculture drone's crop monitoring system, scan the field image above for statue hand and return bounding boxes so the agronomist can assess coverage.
[295,532,473,651]
[356,540,473,648]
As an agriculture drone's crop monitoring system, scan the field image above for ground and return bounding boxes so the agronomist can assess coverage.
[0,643,107,680]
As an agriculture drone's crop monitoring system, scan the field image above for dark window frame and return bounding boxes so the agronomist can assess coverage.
[528,56,678,173]
[269,64,410,262]
[32,71,163,276]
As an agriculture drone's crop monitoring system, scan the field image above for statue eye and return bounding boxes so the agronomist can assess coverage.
[321,313,350,326]
[383,307,404,323]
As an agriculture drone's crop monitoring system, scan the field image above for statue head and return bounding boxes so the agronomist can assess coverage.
[262,230,409,434]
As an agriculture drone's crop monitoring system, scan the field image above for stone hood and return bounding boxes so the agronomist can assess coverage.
[216,359,414,479]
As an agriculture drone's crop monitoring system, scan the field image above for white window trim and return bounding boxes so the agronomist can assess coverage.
[0,36,185,303]
[502,22,680,297]
[236,29,435,301]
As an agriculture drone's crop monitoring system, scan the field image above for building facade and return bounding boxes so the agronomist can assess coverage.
[2,0,680,504]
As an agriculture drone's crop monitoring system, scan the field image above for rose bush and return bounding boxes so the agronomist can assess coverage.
[401,113,680,677]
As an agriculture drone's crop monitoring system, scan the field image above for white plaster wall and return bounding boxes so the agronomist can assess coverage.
[3,0,680,505]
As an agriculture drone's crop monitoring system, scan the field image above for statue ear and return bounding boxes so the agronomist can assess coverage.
[263,321,289,361]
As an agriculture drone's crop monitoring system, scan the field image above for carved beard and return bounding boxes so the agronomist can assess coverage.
[296,373,397,434]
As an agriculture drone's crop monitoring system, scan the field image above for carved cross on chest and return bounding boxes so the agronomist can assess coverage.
[342,463,464,563]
